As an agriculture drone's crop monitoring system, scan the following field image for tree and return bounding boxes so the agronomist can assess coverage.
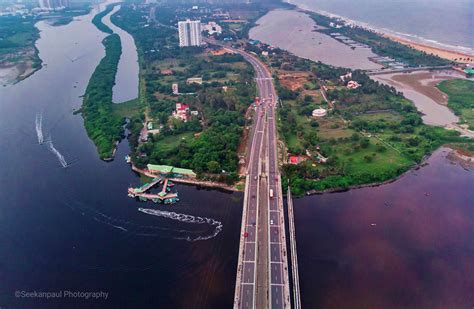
[207,160,220,173]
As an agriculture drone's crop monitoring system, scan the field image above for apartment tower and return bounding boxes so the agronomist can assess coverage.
[178,19,202,47]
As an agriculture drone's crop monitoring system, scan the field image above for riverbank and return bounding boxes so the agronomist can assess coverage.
[372,72,474,138]
[303,145,473,196]
[437,79,474,130]
[131,164,240,192]
[294,146,474,308]
[0,6,93,87]
[0,15,42,86]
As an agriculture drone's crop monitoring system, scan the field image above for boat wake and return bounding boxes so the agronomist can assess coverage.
[64,200,218,241]
[138,208,223,241]
[35,112,44,144]
[47,138,68,168]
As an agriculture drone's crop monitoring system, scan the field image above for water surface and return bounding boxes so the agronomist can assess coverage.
[250,10,382,70]
[295,147,474,308]
[102,4,139,103]
[0,4,240,308]
[372,71,462,126]
[287,0,474,54]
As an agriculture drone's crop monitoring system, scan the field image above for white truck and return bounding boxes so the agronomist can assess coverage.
[269,189,274,198]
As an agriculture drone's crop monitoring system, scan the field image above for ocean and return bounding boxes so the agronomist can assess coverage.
[287,0,474,54]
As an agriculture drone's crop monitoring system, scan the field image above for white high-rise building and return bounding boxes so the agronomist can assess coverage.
[38,0,69,9]
[178,19,202,47]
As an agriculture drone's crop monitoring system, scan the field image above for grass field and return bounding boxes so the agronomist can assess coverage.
[112,98,143,118]
[437,79,474,129]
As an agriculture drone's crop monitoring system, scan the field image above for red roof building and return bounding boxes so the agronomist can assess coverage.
[173,103,190,122]
[289,156,299,165]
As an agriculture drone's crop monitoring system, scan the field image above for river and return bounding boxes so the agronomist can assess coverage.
[372,71,462,127]
[0,4,241,308]
[1,2,472,308]
[102,3,139,103]
[294,147,474,308]
[249,10,382,70]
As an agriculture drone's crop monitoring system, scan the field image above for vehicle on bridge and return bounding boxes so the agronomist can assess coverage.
[269,189,274,198]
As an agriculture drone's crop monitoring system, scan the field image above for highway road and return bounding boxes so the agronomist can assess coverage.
[231,46,290,309]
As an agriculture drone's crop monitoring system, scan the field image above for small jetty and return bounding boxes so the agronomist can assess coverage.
[128,177,179,204]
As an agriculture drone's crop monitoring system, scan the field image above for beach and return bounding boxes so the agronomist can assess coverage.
[384,34,474,64]
[286,0,474,60]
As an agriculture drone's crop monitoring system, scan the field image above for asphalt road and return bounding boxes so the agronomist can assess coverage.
[232,47,290,309]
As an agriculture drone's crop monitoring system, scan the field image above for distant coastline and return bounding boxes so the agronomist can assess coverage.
[285,0,474,63]
[383,34,474,64]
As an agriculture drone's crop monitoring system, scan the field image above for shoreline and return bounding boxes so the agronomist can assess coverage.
[130,164,240,192]
[0,44,43,87]
[302,146,473,197]
[384,34,474,64]
[285,1,474,63]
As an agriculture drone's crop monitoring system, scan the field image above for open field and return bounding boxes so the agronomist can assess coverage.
[255,43,471,194]
[437,79,474,129]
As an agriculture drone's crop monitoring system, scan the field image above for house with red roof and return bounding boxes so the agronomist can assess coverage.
[288,155,299,165]
[172,103,190,122]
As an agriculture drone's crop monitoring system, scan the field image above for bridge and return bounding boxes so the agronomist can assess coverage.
[230,47,291,309]
[366,65,453,75]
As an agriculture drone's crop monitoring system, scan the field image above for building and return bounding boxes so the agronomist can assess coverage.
[347,80,361,89]
[202,21,222,35]
[340,72,352,82]
[288,156,300,165]
[172,83,179,95]
[178,19,202,47]
[186,77,203,85]
[38,0,69,9]
[147,164,196,178]
[312,108,327,118]
[172,103,190,122]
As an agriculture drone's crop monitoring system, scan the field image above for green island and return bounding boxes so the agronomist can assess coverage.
[80,3,124,160]
[92,3,115,34]
[437,79,474,130]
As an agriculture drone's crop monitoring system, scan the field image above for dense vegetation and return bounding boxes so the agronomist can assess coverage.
[92,3,116,34]
[259,46,468,195]
[437,79,474,130]
[81,26,124,159]
[112,5,255,181]
[0,16,38,53]
[0,15,41,70]
[308,12,451,67]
